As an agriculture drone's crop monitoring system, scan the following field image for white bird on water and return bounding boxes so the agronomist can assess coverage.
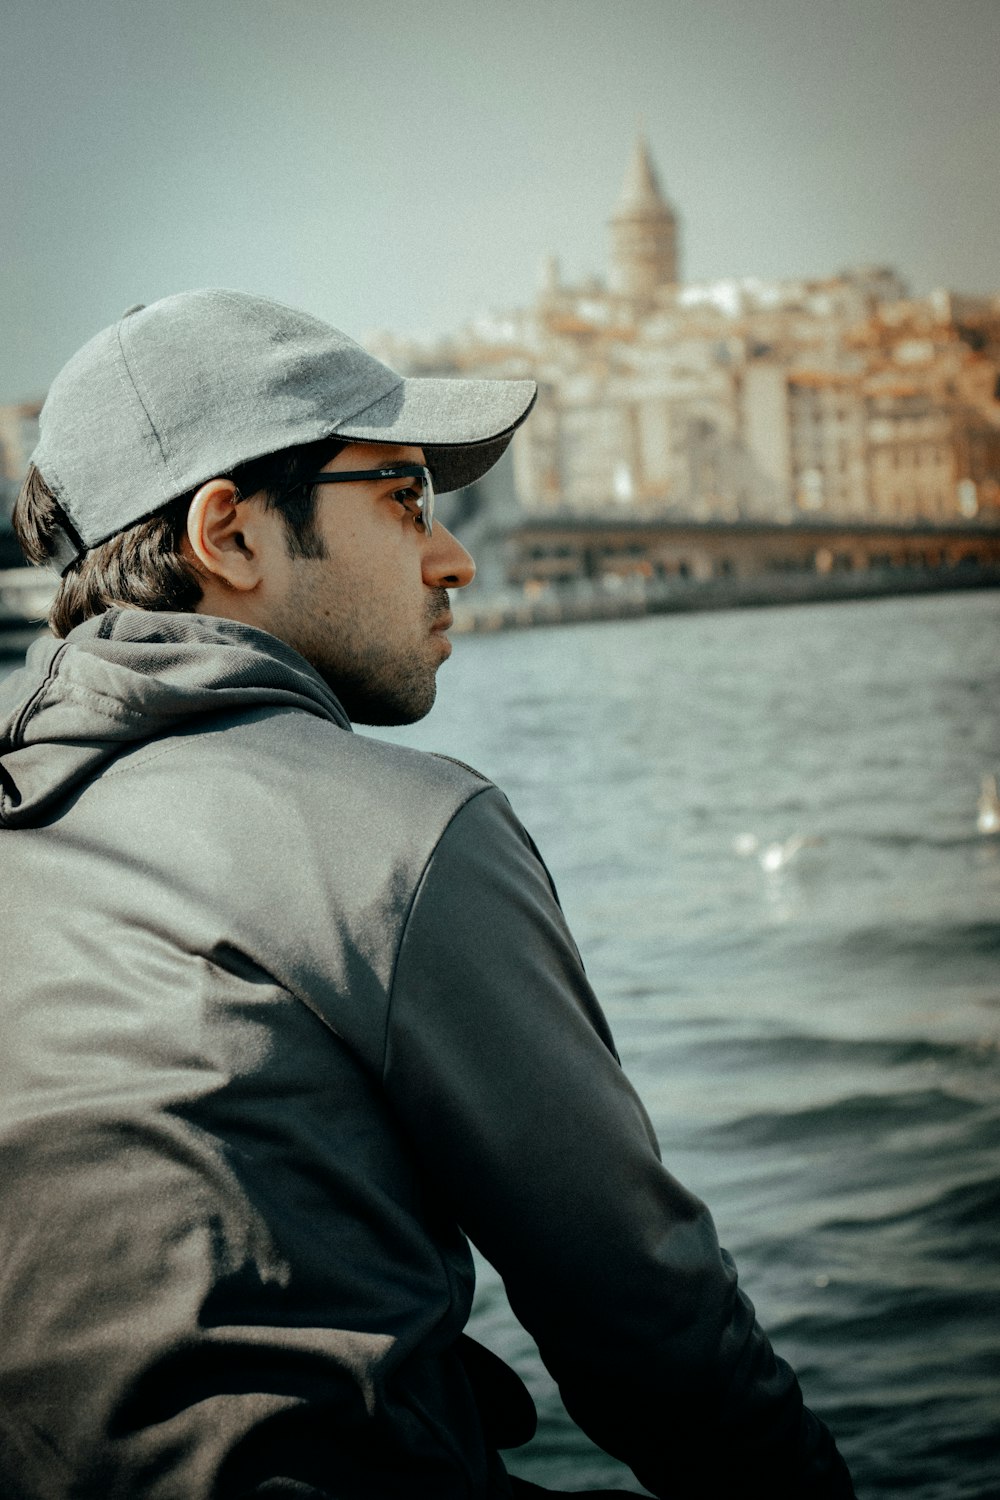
[759,835,822,872]
[977,774,1000,836]
[733,832,822,871]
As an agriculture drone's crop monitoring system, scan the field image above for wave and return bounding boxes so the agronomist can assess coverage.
[733,1173,1000,1276]
[770,1282,995,1346]
[676,1029,998,1071]
[823,919,1000,964]
[856,829,996,851]
[705,1087,983,1146]
[824,1174,1000,1237]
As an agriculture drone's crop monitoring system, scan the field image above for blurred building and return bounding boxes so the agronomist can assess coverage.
[368,138,1000,537]
[0,400,41,566]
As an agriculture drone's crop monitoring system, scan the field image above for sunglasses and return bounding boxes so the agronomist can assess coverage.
[306,465,435,536]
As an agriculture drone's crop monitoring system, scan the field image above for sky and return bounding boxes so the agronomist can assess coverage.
[2,0,999,403]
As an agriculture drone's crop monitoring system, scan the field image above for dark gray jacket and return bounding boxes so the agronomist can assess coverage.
[0,609,853,1499]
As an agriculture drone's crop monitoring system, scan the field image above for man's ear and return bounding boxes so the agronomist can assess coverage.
[185,480,265,592]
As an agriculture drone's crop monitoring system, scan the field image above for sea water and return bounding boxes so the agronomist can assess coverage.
[4,591,998,1497]
[375,590,1000,1499]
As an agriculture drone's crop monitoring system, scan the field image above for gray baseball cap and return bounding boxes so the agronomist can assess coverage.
[32,288,537,573]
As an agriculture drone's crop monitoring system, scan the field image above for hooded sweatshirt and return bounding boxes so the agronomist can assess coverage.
[0,608,853,1500]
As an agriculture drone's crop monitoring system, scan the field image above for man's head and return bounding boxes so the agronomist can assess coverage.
[183,438,475,725]
[15,289,535,723]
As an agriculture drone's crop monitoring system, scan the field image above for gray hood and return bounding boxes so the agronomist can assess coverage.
[0,608,351,829]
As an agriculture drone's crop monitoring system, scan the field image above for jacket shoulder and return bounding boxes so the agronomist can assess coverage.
[139,707,500,870]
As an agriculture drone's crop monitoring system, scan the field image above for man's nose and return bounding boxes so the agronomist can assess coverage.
[423,524,476,590]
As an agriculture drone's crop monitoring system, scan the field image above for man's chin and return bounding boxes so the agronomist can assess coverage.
[351,702,435,728]
[337,678,438,728]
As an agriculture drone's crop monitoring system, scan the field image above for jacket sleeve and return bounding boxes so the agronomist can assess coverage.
[383,786,854,1499]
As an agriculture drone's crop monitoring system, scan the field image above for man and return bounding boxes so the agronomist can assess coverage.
[0,290,854,1499]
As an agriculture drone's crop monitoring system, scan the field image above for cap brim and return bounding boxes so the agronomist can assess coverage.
[333,375,536,493]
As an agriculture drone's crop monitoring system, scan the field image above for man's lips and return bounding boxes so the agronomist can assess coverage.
[428,588,453,649]
[430,611,453,655]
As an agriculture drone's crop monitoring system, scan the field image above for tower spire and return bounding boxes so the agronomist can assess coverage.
[615,133,667,215]
[610,133,679,311]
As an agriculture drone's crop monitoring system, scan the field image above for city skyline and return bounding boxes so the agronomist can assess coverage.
[369,135,1000,544]
[2,0,999,404]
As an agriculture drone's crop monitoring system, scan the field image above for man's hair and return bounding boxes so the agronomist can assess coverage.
[13,438,345,638]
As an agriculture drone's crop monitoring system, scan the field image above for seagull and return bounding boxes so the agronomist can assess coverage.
[977,774,1000,836]
[759,835,822,873]
[732,832,822,870]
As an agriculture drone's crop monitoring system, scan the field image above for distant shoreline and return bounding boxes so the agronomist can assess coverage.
[451,564,1000,634]
[3,563,999,660]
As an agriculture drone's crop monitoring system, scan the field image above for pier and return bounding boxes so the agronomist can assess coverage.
[4,515,1000,656]
[461,514,1000,630]
[453,558,1000,633]
[507,514,1000,588]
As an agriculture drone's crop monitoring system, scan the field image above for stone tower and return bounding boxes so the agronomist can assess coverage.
[610,134,679,312]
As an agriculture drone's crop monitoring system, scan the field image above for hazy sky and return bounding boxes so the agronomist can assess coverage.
[3,0,999,402]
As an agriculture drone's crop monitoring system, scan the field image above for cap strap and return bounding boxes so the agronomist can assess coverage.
[48,505,86,576]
